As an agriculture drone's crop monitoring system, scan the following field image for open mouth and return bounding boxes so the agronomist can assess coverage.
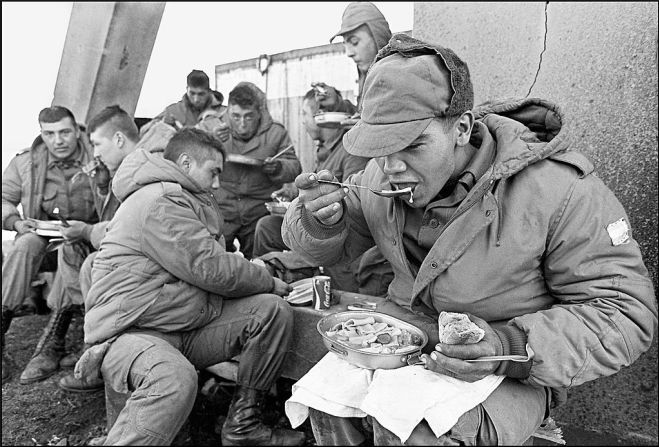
[391,183,416,204]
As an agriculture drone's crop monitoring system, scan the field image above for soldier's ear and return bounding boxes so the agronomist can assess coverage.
[113,132,125,149]
[456,111,474,147]
[177,152,192,173]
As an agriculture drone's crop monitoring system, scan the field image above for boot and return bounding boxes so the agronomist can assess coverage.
[19,306,74,384]
[2,306,14,383]
[59,350,80,368]
[58,372,104,393]
[220,385,306,446]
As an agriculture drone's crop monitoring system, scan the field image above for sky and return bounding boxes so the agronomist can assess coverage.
[1,1,414,240]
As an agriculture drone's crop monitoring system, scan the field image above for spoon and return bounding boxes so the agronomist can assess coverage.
[317,179,414,203]
[52,207,70,228]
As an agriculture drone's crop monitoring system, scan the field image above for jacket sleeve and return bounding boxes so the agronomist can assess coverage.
[282,170,376,268]
[266,127,301,184]
[2,156,24,230]
[511,173,657,389]
[140,193,275,298]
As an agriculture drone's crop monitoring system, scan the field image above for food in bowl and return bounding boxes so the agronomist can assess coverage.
[265,201,291,216]
[325,316,423,354]
[438,311,485,344]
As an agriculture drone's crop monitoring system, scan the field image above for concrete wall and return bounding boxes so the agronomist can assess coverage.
[414,2,657,443]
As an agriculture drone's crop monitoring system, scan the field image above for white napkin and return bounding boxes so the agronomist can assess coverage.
[285,353,373,427]
[285,353,504,443]
[363,365,504,442]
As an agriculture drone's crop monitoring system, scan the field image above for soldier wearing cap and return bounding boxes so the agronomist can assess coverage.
[282,33,656,445]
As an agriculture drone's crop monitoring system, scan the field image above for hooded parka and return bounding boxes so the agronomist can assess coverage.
[214,82,301,254]
[84,148,276,344]
[282,98,657,390]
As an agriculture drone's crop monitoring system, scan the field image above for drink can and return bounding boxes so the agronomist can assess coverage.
[312,275,332,310]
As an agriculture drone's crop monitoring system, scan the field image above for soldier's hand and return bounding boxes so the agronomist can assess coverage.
[262,157,282,175]
[311,82,341,111]
[271,277,293,297]
[294,170,347,226]
[60,220,90,241]
[420,314,505,383]
[272,183,298,201]
[14,219,36,235]
[214,122,231,143]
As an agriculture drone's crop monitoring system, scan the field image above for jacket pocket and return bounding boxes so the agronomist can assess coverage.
[40,182,58,216]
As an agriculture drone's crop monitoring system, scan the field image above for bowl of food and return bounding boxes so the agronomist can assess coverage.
[314,112,352,129]
[317,311,427,370]
[265,201,291,216]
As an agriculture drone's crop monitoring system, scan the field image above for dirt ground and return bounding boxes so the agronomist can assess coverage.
[1,312,319,446]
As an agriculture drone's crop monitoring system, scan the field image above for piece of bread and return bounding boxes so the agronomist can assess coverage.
[438,311,485,345]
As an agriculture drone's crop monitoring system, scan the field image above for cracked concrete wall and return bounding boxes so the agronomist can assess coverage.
[414,1,657,443]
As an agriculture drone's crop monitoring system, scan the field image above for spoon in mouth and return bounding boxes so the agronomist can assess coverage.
[317,179,414,203]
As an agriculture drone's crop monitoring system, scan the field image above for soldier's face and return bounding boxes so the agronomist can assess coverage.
[40,117,80,160]
[187,86,211,110]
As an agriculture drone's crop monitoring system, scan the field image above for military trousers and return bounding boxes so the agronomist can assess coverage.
[2,232,90,312]
[101,293,294,445]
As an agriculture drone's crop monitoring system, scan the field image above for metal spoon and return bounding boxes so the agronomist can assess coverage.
[317,179,413,201]
[465,345,535,363]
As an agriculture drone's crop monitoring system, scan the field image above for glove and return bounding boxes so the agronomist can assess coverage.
[262,157,282,175]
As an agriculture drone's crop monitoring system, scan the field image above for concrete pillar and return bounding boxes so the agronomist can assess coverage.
[53,2,165,125]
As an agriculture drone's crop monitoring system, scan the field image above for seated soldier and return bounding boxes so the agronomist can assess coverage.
[282,33,657,445]
[57,105,157,392]
[214,82,302,260]
[2,106,100,384]
[252,88,369,292]
[139,69,226,136]
[78,128,305,445]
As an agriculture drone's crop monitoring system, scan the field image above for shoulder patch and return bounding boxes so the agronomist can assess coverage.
[606,218,630,246]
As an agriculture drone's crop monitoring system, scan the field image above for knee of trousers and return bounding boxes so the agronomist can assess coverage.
[8,233,47,255]
[258,295,295,329]
[147,359,198,404]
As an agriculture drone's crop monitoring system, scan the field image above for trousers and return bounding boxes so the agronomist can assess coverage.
[309,377,548,446]
[100,293,294,445]
[2,232,90,312]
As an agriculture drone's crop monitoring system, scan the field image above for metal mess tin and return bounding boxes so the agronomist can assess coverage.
[317,311,428,370]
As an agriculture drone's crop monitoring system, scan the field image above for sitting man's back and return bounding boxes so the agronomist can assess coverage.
[83,128,305,446]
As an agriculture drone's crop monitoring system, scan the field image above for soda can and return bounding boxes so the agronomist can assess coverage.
[312,275,332,310]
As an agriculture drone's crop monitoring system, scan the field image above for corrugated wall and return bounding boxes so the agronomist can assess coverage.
[215,43,359,172]
[414,2,658,443]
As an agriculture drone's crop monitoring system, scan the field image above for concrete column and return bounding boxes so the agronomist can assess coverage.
[53,2,165,124]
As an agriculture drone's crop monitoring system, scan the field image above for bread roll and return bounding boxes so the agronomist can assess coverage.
[438,312,485,344]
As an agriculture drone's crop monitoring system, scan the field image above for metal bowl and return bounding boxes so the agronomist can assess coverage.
[314,112,351,128]
[226,153,264,166]
[317,311,428,370]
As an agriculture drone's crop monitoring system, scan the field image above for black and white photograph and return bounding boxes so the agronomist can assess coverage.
[2,2,657,446]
